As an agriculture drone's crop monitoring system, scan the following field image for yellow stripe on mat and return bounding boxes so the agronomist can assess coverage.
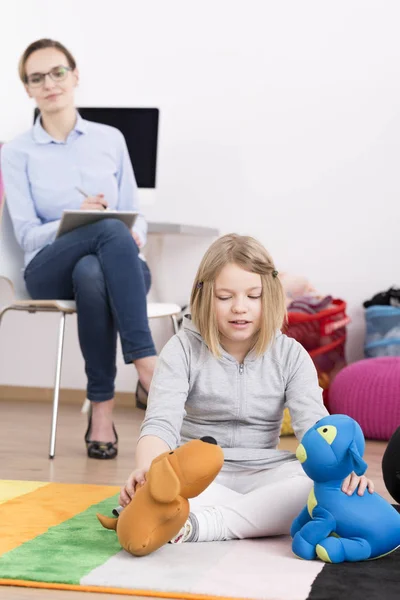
[0,580,245,600]
[0,480,49,504]
[0,482,119,555]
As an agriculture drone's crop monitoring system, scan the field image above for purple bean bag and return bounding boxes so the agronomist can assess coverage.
[329,357,400,440]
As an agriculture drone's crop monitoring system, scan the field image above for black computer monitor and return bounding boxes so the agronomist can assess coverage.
[34,107,159,188]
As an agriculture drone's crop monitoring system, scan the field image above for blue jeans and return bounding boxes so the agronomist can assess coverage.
[24,219,156,402]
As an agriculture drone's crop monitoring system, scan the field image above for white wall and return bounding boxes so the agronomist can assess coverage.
[1,0,399,391]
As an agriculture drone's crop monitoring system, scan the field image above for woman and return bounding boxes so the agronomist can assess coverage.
[1,38,156,459]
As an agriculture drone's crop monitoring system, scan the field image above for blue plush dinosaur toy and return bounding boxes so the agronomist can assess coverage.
[291,414,400,563]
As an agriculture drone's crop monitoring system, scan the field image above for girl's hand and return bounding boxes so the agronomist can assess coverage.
[342,472,375,496]
[119,468,148,507]
[80,194,108,211]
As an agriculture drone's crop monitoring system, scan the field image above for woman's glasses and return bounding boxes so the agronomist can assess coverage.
[26,65,72,88]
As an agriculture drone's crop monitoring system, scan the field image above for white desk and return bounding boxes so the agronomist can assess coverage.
[148,222,219,236]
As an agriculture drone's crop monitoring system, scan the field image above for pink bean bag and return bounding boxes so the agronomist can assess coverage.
[0,143,3,203]
[329,357,400,440]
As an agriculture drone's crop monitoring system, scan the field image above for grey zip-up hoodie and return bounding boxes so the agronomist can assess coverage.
[140,316,329,471]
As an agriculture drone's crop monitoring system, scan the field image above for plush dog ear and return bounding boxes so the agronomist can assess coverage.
[147,457,181,503]
[348,440,368,476]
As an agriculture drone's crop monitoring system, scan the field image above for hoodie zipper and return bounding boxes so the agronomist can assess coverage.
[232,362,245,447]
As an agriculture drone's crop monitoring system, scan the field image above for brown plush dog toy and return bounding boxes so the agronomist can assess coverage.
[97,436,224,556]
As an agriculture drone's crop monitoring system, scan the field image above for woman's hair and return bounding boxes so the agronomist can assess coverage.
[18,39,77,84]
[190,233,286,357]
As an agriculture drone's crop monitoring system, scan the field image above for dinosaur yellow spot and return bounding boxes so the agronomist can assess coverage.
[296,444,307,463]
[316,544,332,563]
[307,487,317,517]
[317,425,337,445]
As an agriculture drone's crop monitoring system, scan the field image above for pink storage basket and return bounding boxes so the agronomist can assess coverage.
[284,299,350,408]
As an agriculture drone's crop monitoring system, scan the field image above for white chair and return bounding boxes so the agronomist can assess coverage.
[0,199,181,458]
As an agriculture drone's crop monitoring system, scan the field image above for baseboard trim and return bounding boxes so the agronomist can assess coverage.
[0,385,135,407]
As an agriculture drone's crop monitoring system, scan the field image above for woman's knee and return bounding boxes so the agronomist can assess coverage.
[72,255,106,296]
[96,217,132,238]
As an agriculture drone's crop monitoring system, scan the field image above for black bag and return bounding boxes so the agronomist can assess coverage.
[363,287,400,308]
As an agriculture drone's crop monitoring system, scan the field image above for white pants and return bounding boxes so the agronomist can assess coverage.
[189,460,312,541]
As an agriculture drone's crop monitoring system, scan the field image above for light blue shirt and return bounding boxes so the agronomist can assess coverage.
[0,113,147,267]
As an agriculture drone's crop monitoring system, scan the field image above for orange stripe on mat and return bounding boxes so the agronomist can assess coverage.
[0,482,119,554]
[0,579,245,600]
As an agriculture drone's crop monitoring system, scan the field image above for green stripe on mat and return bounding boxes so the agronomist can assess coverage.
[0,493,121,585]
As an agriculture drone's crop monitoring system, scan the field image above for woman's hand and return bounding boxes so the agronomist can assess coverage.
[342,472,375,496]
[119,468,148,507]
[132,231,143,248]
[80,194,108,211]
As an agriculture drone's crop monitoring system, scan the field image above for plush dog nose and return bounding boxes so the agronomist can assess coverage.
[200,436,218,445]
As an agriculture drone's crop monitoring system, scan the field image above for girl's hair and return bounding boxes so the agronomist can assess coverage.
[18,39,77,84]
[190,233,286,357]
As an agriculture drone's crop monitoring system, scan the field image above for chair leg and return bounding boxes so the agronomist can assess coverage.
[171,314,179,335]
[49,312,67,459]
[0,306,13,328]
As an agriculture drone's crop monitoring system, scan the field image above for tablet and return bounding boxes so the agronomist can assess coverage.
[56,210,138,238]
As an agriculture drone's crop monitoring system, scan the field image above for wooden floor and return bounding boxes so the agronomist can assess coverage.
[0,399,392,600]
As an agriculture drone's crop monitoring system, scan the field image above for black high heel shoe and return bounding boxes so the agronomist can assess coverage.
[135,380,149,410]
[84,411,118,460]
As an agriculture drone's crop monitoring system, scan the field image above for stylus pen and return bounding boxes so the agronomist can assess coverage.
[75,186,89,198]
[76,186,109,210]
